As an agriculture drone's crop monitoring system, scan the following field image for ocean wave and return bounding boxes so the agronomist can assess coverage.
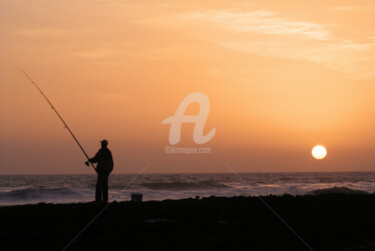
[1,173,375,205]
[139,181,230,190]
[307,186,369,195]
[0,187,81,201]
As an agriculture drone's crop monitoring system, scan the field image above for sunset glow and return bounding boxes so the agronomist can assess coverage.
[0,0,374,174]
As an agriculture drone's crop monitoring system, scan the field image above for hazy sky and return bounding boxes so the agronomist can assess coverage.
[1,0,375,174]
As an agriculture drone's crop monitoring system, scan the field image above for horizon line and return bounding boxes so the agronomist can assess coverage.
[1,170,375,176]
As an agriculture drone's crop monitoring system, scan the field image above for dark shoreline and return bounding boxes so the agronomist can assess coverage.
[1,194,375,250]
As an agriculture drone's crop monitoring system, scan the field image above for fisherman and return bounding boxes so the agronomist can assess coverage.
[85,139,114,203]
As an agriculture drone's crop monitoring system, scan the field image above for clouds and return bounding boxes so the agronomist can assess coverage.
[144,7,375,78]
[9,1,375,79]
[328,6,375,12]
[218,40,375,78]
[180,10,332,40]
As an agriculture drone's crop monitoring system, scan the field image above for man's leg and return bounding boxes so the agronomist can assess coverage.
[96,174,102,202]
[102,173,109,203]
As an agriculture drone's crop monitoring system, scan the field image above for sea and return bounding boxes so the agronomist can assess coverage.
[0,172,374,206]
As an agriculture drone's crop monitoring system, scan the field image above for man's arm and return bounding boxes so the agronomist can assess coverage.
[89,150,102,163]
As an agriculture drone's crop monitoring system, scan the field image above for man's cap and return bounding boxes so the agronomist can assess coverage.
[100,139,108,145]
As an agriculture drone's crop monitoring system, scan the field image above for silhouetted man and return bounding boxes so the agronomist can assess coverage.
[86,139,114,203]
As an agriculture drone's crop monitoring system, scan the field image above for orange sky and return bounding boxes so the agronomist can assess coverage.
[0,0,374,174]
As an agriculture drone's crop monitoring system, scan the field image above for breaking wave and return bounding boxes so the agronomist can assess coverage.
[0,187,83,202]
[307,186,369,195]
[1,173,375,205]
[138,181,230,190]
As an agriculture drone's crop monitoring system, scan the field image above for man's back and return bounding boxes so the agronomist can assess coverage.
[90,147,114,173]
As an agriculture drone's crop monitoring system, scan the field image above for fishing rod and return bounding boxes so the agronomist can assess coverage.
[20,69,96,172]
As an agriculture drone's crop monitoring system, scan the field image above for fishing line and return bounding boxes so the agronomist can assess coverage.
[21,69,96,172]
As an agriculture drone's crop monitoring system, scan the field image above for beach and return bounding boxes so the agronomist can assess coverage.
[2,194,375,250]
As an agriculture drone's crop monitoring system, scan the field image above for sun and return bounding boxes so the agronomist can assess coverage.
[312,145,327,160]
